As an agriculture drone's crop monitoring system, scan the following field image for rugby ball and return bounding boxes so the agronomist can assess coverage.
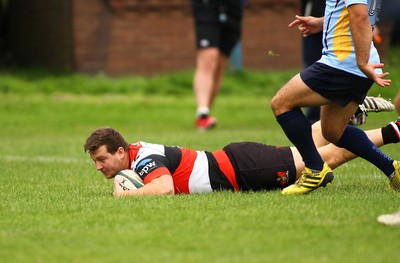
[115,169,144,191]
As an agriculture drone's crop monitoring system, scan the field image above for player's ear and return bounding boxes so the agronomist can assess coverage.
[116,146,126,159]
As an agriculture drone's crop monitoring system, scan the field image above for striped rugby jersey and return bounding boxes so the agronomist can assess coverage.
[318,0,382,77]
[127,142,237,194]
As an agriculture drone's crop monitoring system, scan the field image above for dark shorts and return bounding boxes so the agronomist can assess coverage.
[300,62,374,106]
[191,0,242,56]
[223,142,297,191]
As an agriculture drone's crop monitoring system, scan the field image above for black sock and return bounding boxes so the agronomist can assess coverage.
[381,121,400,144]
[338,125,394,177]
[276,108,324,171]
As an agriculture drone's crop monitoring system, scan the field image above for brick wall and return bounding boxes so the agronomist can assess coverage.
[243,0,301,71]
[72,0,301,75]
[7,0,302,75]
[72,0,197,75]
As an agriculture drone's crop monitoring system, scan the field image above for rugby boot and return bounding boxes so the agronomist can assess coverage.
[196,115,217,131]
[389,160,400,191]
[282,163,334,195]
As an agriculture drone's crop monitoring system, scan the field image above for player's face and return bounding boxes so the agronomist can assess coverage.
[90,145,125,179]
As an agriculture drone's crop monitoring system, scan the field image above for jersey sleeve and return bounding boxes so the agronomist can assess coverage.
[134,154,172,184]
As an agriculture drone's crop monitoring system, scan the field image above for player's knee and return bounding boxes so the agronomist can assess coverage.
[270,96,280,115]
[271,95,291,116]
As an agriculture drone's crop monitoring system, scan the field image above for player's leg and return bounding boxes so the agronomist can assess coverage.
[208,53,227,109]
[320,117,400,190]
[312,96,396,147]
[329,107,397,180]
[319,101,359,144]
[294,117,400,177]
[193,49,219,131]
[191,0,220,130]
[205,4,242,126]
[311,102,352,148]
[271,73,329,170]
[271,73,334,195]
[271,74,329,115]
[321,99,400,190]
[317,127,385,170]
[194,47,221,112]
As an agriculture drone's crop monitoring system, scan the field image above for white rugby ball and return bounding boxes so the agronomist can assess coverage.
[115,169,144,191]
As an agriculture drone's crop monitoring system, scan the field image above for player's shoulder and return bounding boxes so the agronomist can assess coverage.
[138,141,166,153]
[133,142,167,162]
[130,141,164,151]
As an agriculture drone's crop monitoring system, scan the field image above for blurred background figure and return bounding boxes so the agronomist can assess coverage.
[374,0,400,62]
[191,0,244,131]
[228,40,243,72]
[300,0,325,124]
[379,0,400,115]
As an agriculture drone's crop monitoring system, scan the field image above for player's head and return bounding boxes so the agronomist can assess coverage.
[84,127,129,155]
[84,127,129,178]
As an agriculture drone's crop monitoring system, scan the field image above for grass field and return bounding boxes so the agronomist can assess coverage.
[1,58,400,262]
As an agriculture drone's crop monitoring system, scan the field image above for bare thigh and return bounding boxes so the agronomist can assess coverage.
[271,74,330,115]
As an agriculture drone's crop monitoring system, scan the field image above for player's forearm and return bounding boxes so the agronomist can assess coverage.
[348,4,372,69]
[119,185,173,196]
[115,175,175,196]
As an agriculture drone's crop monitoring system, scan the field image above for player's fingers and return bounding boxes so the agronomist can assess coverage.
[378,72,390,78]
[373,63,385,69]
[113,178,122,192]
[301,29,310,37]
[377,79,391,88]
[288,19,301,28]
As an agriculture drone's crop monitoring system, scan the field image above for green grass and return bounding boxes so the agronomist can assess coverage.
[1,53,400,262]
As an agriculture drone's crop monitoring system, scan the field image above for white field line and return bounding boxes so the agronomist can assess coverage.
[1,155,90,164]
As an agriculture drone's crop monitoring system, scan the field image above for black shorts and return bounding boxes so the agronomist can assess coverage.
[191,0,243,56]
[223,142,297,191]
[300,62,374,106]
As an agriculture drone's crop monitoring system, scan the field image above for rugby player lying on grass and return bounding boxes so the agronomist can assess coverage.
[84,118,400,196]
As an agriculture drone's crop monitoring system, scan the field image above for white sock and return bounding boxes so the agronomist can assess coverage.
[197,107,210,117]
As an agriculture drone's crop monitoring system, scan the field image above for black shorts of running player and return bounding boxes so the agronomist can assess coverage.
[223,142,297,191]
[300,62,375,106]
[191,0,243,56]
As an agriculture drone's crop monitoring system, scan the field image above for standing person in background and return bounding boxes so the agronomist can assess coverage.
[373,0,400,61]
[271,0,397,195]
[191,0,243,131]
[301,0,325,124]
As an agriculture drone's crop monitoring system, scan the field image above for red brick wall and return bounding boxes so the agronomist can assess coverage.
[72,0,301,75]
[7,0,302,75]
[243,0,301,71]
[72,0,193,75]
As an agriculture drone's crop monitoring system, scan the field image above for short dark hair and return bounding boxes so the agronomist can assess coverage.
[84,127,129,154]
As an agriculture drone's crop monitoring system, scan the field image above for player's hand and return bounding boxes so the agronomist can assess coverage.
[288,15,323,37]
[113,177,125,196]
[359,63,391,88]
